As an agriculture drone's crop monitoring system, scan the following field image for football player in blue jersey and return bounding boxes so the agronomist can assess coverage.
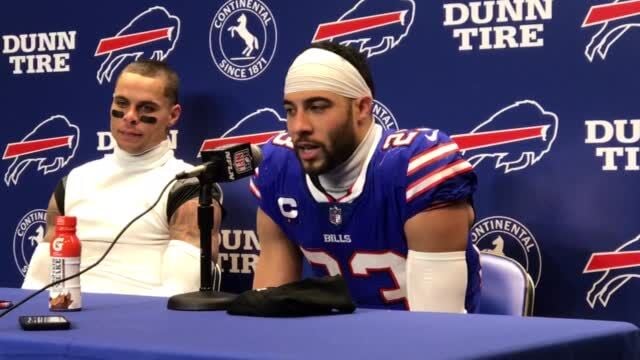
[250,42,480,312]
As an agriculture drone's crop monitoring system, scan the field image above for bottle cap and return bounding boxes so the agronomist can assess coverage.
[56,216,77,227]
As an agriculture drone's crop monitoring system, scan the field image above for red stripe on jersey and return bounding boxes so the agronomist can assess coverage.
[249,178,261,199]
[335,187,354,203]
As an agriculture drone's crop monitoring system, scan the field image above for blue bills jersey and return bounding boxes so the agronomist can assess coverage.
[251,124,480,311]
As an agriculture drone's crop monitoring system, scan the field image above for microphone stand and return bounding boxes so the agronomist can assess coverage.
[167,167,237,310]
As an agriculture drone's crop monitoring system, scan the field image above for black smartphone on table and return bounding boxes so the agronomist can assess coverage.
[19,315,71,331]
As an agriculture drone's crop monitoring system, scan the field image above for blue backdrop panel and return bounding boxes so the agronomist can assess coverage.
[1,0,639,325]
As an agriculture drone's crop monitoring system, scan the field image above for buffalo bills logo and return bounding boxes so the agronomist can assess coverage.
[312,0,415,57]
[458,100,558,174]
[584,234,640,308]
[95,6,181,84]
[209,0,277,81]
[202,100,557,176]
[583,0,640,62]
[200,108,286,153]
[3,115,79,186]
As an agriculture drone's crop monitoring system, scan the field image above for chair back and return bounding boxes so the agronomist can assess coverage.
[477,252,535,316]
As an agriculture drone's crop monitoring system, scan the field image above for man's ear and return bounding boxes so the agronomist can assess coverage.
[168,104,181,127]
[355,97,373,125]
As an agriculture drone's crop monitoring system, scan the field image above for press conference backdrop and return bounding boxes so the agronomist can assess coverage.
[0,0,638,324]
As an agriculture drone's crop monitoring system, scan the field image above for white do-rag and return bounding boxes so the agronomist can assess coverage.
[284,47,372,99]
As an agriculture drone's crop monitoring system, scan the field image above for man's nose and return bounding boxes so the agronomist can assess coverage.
[288,111,312,137]
[122,108,139,124]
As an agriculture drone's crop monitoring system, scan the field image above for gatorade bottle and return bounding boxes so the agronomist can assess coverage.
[49,216,82,311]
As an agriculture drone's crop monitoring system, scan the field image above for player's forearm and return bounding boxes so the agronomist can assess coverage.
[253,251,302,288]
[406,249,468,313]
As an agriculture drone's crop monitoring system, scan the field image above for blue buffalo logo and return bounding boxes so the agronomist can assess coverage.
[3,115,79,186]
[459,100,558,174]
[95,6,180,84]
[584,234,640,308]
[312,0,415,57]
[200,108,286,153]
[583,0,640,62]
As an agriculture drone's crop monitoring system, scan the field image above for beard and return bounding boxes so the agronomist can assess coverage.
[296,109,359,176]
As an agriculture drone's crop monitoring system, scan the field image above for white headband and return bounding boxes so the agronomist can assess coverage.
[284,48,372,99]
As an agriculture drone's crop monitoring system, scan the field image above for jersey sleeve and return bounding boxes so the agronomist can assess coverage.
[249,139,288,224]
[399,129,477,221]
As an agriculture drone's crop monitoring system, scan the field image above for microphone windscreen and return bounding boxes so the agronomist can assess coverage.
[250,144,263,167]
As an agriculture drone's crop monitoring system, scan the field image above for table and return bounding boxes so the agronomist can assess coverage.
[0,287,638,359]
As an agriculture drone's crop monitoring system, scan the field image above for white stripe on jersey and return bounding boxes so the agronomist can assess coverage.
[249,178,261,199]
[406,159,472,202]
[407,142,459,176]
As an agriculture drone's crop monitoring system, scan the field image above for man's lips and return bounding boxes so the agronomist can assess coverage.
[118,129,143,138]
[295,141,321,161]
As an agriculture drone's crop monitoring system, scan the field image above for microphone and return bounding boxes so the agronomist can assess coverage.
[168,143,262,311]
[176,143,262,181]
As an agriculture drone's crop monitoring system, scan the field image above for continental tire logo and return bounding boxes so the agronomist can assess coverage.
[471,215,541,286]
[13,209,47,276]
[209,0,277,80]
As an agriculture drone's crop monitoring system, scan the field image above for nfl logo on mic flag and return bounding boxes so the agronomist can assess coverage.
[233,148,252,175]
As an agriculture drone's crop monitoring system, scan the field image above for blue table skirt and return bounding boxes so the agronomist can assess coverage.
[0,287,638,359]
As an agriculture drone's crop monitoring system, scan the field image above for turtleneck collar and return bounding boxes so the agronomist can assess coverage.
[112,139,173,171]
[318,122,378,197]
